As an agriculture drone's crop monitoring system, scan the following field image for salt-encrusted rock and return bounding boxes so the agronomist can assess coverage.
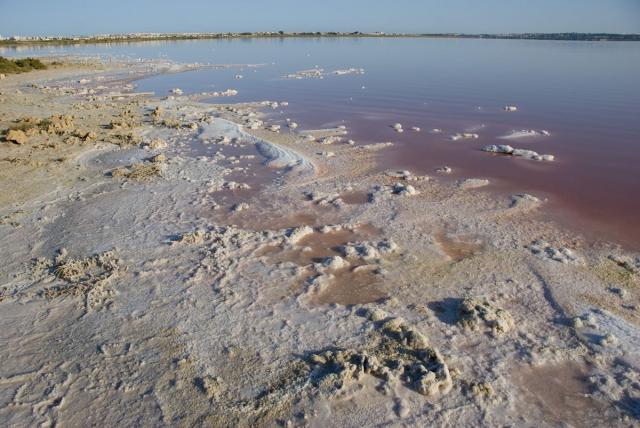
[504,105,518,112]
[393,183,418,196]
[510,194,542,210]
[392,123,404,133]
[529,240,583,264]
[232,203,249,212]
[436,166,452,174]
[288,122,298,129]
[600,334,618,347]
[458,178,489,189]
[5,129,28,145]
[608,254,640,274]
[320,256,350,271]
[511,148,554,161]
[387,170,412,179]
[268,124,281,132]
[339,240,398,261]
[151,154,167,163]
[483,144,514,154]
[411,126,421,132]
[318,151,336,158]
[318,136,341,145]
[144,138,167,150]
[305,273,334,294]
[450,132,479,141]
[360,307,388,322]
[306,313,451,398]
[170,88,183,95]
[458,297,515,335]
[286,226,314,245]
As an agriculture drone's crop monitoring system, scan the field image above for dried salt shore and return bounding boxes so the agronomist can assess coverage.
[0,58,639,428]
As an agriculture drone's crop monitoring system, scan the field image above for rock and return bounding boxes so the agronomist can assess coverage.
[288,122,298,129]
[170,88,183,95]
[458,178,489,189]
[436,166,452,174]
[392,123,404,133]
[268,125,281,132]
[504,105,518,112]
[5,129,28,145]
[411,126,421,132]
[0,74,6,80]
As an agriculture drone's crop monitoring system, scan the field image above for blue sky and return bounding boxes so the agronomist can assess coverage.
[1,0,639,36]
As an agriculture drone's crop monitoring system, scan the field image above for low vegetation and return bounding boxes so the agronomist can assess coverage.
[0,56,47,74]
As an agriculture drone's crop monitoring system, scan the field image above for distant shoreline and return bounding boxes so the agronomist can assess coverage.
[1,32,639,47]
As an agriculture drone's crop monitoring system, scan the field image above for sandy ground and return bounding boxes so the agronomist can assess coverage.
[1,60,639,427]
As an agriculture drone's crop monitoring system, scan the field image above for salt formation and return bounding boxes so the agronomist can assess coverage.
[306,307,452,398]
[504,105,518,111]
[483,145,555,161]
[529,240,583,264]
[458,297,515,336]
[450,133,479,141]
[499,129,551,139]
[458,178,489,189]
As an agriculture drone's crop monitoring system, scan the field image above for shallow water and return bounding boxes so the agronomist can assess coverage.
[5,38,640,247]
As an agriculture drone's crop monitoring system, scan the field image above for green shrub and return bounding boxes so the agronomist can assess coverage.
[0,56,47,74]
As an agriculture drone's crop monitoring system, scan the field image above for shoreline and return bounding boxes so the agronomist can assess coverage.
[1,58,639,426]
[2,32,640,48]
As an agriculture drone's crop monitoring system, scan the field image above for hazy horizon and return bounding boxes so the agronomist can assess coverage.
[1,0,639,37]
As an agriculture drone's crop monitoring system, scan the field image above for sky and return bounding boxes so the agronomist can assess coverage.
[0,0,639,37]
